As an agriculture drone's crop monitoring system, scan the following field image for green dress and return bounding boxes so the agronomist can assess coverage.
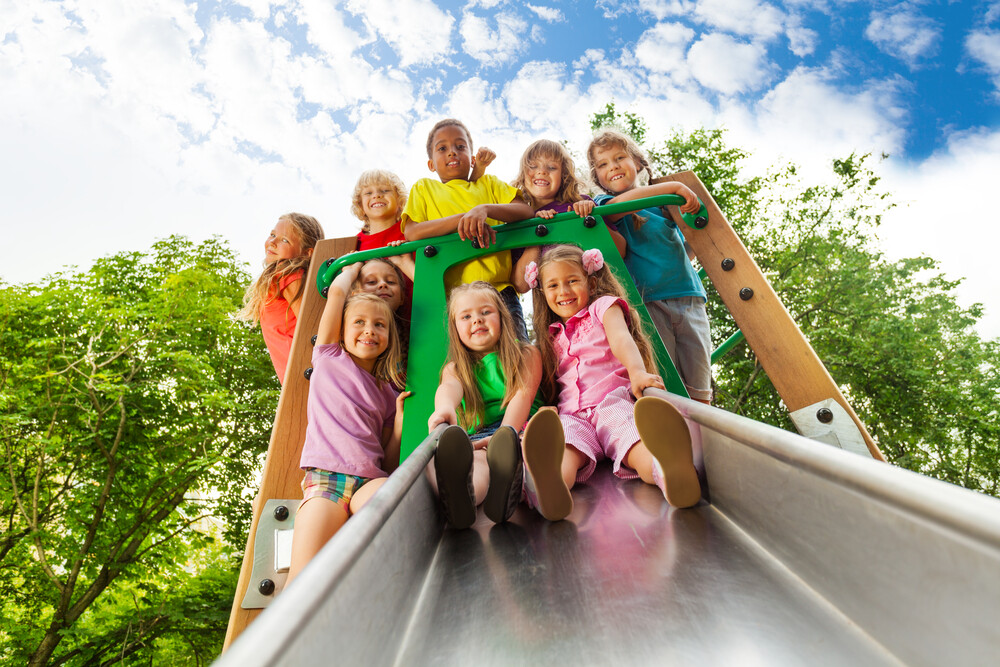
[461,351,543,434]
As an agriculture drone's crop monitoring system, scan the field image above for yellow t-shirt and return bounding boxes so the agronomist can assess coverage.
[402,175,522,291]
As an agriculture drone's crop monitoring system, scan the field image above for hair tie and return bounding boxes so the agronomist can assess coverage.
[581,248,604,275]
[524,261,539,289]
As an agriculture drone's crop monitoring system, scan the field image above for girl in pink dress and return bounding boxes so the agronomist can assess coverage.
[521,244,701,521]
[238,213,324,384]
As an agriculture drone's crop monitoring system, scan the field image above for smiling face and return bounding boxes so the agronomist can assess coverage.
[360,181,400,228]
[591,143,640,195]
[541,260,593,321]
[357,260,403,312]
[451,289,502,353]
[341,298,391,371]
[264,219,305,264]
[524,154,563,207]
[427,125,474,182]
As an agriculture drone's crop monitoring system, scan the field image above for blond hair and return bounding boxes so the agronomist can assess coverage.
[238,213,324,324]
[351,169,408,233]
[530,245,656,403]
[511,139,588,210]
[350,258,410,367]
[586,128,654,228]
[343,292,404,388]
[445,281,534,432]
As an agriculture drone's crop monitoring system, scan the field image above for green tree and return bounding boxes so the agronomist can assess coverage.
[590,103,1000,496]
[0,236,277,664]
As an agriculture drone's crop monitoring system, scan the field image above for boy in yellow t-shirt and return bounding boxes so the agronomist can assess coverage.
[402,118,535,338]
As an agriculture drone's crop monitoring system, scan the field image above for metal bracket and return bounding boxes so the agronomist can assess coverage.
[789,399,872,458]
[241,499,298,609]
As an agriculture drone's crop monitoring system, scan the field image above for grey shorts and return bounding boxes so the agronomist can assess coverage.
[645,297,713,402]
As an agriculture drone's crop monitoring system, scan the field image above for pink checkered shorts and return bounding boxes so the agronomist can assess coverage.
[559,386,642,483]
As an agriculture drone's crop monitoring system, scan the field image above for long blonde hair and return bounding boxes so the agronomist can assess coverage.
[351,169,408,233]
[238,213,324,323]
[343,292,404,389]
[511,139,587,210]
[445,281,534,432]
[587,128,653,229]
[531,244,656,403]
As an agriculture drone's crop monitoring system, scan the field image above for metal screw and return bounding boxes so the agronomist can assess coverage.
[817,408,834,424]
[273,505,289,521]
[583,215,597,228]
[321,286,329,298]
[721,258,735,271]
[739,287,754,301]
[423,245,437,257]
[311,334,317,346]
[304,367,313,380]
[535,224,549,237]
[258,579,275,596]
[324,258,335,267]
[694,215,708,229]
[470,239,481,249]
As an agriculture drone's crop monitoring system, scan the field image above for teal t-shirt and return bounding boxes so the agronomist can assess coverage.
[461,351,543,434]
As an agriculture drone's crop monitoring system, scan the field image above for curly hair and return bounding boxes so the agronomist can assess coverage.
[425,118,473,158]
[351,169,408,233]
[238,212,324,324]
[530,244,657,403]
[511,139,588,210]
[445,281,534,432]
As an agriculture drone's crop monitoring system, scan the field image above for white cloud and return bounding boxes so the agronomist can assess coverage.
[687,33,771,95]
[526,4,564,22]
[637,0,694,21]
[881,128,1000,340]
[695,0,785,41]
[232,0,273,21]
[865,6,940,66]
[345,0,455,67]
[785,24,818,57]
[445,77,511,131]
[295,0,369,61]
[459,11,529,67]
[635,22,694,77]
[966,29,1000,92]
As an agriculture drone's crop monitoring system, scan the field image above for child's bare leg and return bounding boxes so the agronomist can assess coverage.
[623,440,656,484]
[632,395,701,508]
[471,449,489,505]
[287,498,348,584]
[349,477,388,514]
[561,445,588,490]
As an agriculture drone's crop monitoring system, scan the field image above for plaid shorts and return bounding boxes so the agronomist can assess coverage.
[300,468,368,513]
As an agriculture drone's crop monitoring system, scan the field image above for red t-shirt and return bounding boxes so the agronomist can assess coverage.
[260,270,303,384]
[356,223,413,322]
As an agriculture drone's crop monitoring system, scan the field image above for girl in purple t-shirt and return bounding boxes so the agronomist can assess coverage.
[287,262,410,585]
[521,244,701,521]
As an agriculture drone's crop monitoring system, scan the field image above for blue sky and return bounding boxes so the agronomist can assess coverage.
[3,0,1000,337]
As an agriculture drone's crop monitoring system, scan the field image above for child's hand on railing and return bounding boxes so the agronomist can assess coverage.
[572,199,595,217]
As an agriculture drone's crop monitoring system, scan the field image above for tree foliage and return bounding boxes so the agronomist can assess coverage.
[591,102,1000,497]
[0,236,277,665]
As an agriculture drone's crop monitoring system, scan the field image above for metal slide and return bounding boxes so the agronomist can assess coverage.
[217,391,1000,666]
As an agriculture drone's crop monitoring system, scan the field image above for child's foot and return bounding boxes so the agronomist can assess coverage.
[435,425,477,529]
[522,409,573,521]
[634,396,701,509]
[484,426,524,524]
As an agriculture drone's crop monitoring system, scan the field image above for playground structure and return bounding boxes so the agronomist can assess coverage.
[220,173,1000,664]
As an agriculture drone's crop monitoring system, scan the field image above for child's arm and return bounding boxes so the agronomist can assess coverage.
[281,276,305,318]
[315,262,362,346]
[598,181,701,223]
[512,246,541,293]
[603,304,665,399]
[404,198,534,249]
[469,146,496,181]
[499,346,542,429]
[428,363,464,431]
[608,226,627,258]
[382,390,412,474]
[384,240,416,280]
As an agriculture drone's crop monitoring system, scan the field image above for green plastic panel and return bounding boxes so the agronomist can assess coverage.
[316,195,704,461]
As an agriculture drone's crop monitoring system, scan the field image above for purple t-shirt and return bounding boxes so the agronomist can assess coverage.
[535,195,593,216]
[300,343,398,478]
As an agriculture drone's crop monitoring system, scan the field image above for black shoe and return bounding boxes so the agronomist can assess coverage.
[435,425,477,529]
[484,426,524,524]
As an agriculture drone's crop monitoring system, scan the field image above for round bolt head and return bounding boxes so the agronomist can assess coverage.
[535,224,549,237]
[321,286,329,298]
[273,505,289,521]
[583,215,597,228]
[694,215,708,228]
[817,407,834,424]
[423,245,437,257]
[739,287,754,301]
[258,579,275,596]
[310,334,317,346]
[470,238,481,249]
[304,367,313,380]
[721,258,735,271]
[324,258,335,267]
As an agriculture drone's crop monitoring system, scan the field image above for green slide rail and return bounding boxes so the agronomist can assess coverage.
[317,195,709,460]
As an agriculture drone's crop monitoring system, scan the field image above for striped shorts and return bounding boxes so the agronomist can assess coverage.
[560,386,642,483]
[300,468,368,513]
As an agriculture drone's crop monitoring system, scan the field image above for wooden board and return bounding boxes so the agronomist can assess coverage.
[659,171,884,461]
[223,237,354,649]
